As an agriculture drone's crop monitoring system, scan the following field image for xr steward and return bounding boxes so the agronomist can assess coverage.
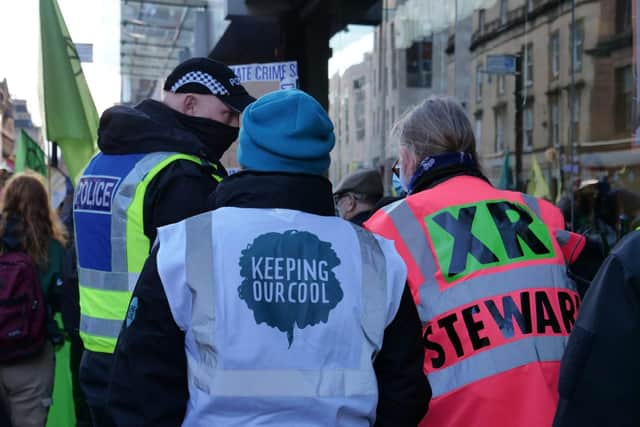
[423,288,580,369]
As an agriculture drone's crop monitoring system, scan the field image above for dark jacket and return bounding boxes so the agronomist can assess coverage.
[554,231,640,427]
[97,99,228,243]
[107,171,430,427]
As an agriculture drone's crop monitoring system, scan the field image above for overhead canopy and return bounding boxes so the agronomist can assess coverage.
[120,0,208,103]
[211,0,381,66]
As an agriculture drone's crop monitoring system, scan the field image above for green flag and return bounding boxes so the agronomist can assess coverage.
[526,155,551,199]
[498,150,513,190]
[15,130,47,176]
[40,0,98,182]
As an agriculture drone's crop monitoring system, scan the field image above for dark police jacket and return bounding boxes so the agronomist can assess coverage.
[106,171,431,427]
[97,99,227,243]
[554,231,640,427]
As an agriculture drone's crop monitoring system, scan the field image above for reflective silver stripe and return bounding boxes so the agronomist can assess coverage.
[80,314,123,339]
[429,335,568,398]
[202,368,377,397]
[78,267,138,292]
[184,213,217,360]
[383,201,573,321]
[521,193,541,218]
[380,198,405,215]
[111,152,176,272]
[556,230,570,246]
[383,202,439,321]
[184,215,385,398]
[422,264,573,320]
[351,225,388,353]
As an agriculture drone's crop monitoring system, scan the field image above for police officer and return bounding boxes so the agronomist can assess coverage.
[73,57,254,426]
[107,89,430,426]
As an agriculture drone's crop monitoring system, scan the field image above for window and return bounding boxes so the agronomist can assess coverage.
[373,69,377,96]
[498,75,505,96]
[475,116,483,150]
[478,9,486,33]
[391,22,398,90]
[527,0,534,13]
[616,0,632,33]
[550,32,560,79]
[406,39,432,88]
[524,43,533,86]
[344,98,349,145]
[500,0,508,25]
[495,109,505,152]
[570,19,584,73]
[550,97,560,147]
[616,66,633,132]
[569,92,581,143]
[524,104,534,150]
[476,63,483,102]
[354,89,366,141]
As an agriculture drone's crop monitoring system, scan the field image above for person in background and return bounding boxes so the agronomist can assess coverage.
[0,171,67,427]
[365,96,596,427]
[333,168,384,225]
[554,228,640,427]
[58,175,93,427]
[73,57,254,426]
[107,89,430,426]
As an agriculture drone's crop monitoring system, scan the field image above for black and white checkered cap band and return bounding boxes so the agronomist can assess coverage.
[170,71,230,96]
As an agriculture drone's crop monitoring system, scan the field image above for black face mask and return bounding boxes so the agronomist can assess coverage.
[173,111,239,161]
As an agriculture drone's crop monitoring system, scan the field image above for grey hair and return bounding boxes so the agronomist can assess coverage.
[392,95,480,167]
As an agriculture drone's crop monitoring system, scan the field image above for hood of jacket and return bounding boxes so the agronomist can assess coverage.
[211,170,336,217]
[98,99,222,162]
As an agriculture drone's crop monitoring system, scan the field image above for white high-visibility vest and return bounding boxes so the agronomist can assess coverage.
[157,207,407,427]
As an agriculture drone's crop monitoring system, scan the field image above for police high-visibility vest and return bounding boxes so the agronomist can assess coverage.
[74,152,222,353]
[156,207,407,426]
[366,175,581,427]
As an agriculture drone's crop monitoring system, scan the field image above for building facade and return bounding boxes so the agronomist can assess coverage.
[330,0,458,187]
[470,0,636,193]
[13,99,43,149]
[0,79,15,170]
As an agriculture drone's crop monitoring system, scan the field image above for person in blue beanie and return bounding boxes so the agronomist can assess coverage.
[106,89,430,427]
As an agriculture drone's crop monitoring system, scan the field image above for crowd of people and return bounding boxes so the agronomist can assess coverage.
[0,56,638,427]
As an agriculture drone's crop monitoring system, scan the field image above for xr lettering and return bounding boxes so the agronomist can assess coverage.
[427,200,555,281]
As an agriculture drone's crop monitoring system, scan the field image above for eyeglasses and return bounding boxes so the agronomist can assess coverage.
[392,159,400,177]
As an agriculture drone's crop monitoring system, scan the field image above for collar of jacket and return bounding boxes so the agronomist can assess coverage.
[410,164,491,194]
[97,99,223,166]
[212,171,336,217]
[349,210,375,227]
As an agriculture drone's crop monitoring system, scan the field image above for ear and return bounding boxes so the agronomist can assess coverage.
[400,146,419,177]
[183,94,197,115]
[344,194,357,213]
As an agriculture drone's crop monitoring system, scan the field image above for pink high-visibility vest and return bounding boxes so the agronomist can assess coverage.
[366,175,584,427]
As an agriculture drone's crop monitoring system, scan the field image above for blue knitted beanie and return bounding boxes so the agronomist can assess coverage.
[237,89,335,175]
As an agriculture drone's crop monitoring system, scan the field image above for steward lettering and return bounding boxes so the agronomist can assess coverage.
[422,288,580,371]
[424,325,446,369]
[462,305,490,350]
[485,293,532,338]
